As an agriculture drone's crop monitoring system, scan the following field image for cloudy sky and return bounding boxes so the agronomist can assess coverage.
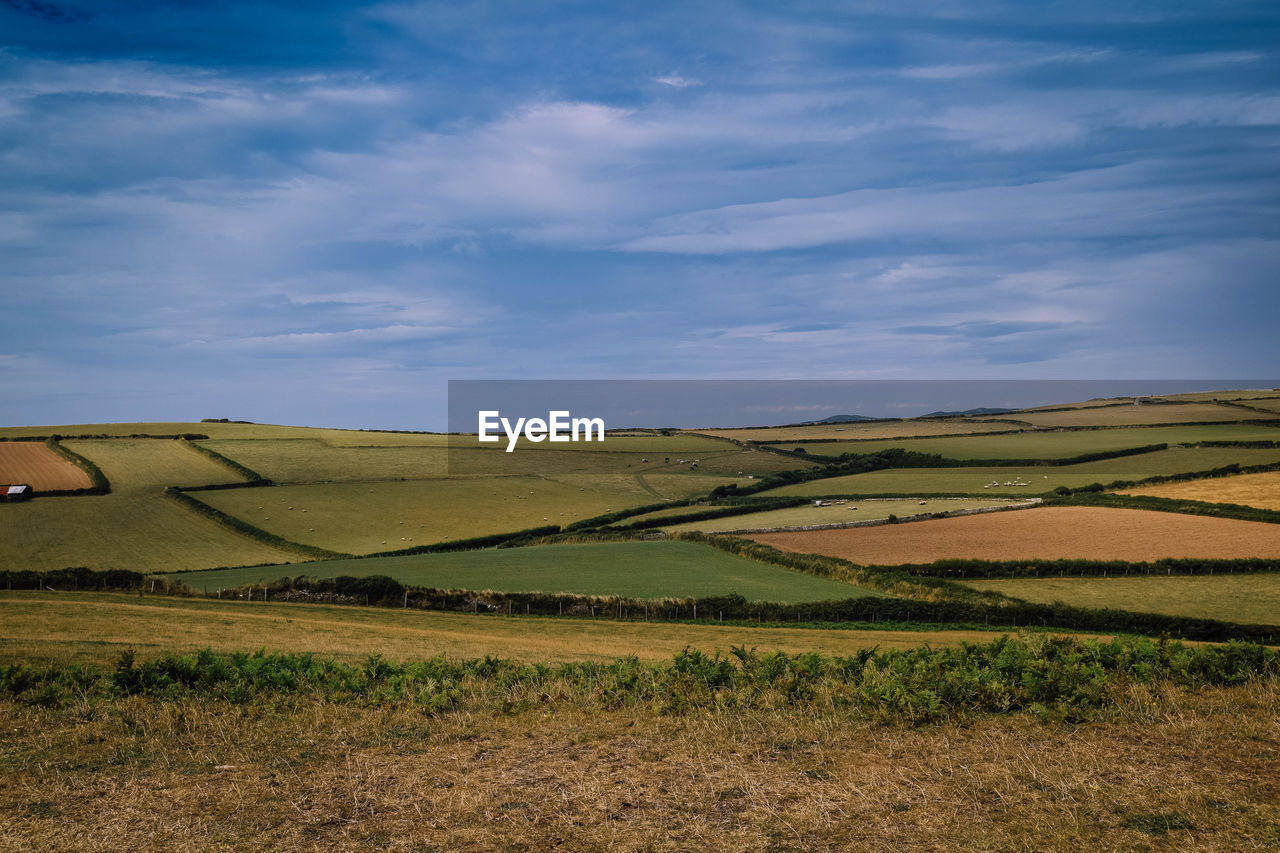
[2,1,1277,428]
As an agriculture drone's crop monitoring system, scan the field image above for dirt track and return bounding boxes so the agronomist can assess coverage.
[747,506,1280,564]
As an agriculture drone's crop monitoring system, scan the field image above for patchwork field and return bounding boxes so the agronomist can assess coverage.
[961,574,1280,626]
[761,446,1280,496]
[747,506,1280,565]
[1000,402,1279,428]
[165,540,875,602]
[0,442,90,490]
[807,423,1280,460]
[662,498,1024,533]
[691,420,1016,442]
[193,474,731,554]
[0,439,298,572]
[1118,469,1280,511]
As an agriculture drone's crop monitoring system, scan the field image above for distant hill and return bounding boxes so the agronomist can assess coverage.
[919,407,1016,418]
[811,414,879,424]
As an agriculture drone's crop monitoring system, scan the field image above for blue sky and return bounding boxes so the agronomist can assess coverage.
[1,1,1277,428]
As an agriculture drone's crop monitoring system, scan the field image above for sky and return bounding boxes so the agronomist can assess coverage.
[1,0,1278,429]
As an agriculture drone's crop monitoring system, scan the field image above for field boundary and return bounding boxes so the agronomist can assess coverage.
[40,438,111,496]
[182,439,271,484]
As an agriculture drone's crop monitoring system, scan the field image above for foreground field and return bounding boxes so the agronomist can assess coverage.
[0,443,90,490]
[0,592,997,665]
[747,506,1280,565]
[1,655,1276,851]
[0,440,297,572]
[166,541,874,602]
[761,446,1280,496]
[962,574,1280,626]
[1119,469,1280,511]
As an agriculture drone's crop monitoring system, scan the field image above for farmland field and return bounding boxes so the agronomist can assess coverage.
[0,591,987,666]
[194,474,732,554]
[663,498,1026,533]
[962,574,1280,626]
[1118,470,1280,511]
[760,446,1280,496]
[0,440,297,571]
[164,540,877,602]
[803,423,1280,460]
[0,420,452,444]
[1239,398,1280,414]
[0,442,90,490]
[1000,402,1279,428]
[747,506,1280,565]
[691,420,1016,442]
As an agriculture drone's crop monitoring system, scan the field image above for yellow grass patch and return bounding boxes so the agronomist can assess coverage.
[1119,470,1280,511]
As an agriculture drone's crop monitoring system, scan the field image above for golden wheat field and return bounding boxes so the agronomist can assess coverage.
[746,506,1280,565]
[1119,470,1280,511]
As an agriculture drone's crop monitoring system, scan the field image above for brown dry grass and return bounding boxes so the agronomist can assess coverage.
[1120,470,1280,512]
[0,443,90,490]
[1,678,1276,851]
[747,506,1280,565]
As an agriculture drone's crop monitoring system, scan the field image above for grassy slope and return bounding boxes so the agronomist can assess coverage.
[692,420,1014,442]
[164,540,877,603]
[810,423,1280,459]
[0,591,988,666]
[963,574,1280,626]
[762,447,1280,496]
[0,440,297,572]
[193,475,734,554]
[1005,402,1279,427]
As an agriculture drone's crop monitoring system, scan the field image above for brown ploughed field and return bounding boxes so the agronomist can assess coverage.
[746,506,1280,564]
[0,442,90,490]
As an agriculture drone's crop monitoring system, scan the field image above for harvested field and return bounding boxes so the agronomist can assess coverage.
[0,442,89,490]
[664,498,1021,533]
[1119,470,1280,511]
[746,506,1280,565]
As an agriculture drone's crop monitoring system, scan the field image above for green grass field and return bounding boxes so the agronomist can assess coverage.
[164,540,877,602]
[192,474,737,554]
[962,574,1280,626]
[691,420,1015,442]
[663,498,1026,532]
[0,440,298,572]
[761,447,1280,497]
[802,424,1280,460]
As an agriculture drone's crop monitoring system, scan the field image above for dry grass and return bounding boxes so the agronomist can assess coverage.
[1,677,1276,851]
[1120,470,1280,511]
[747,506,1280,565]
[0,592,1011,667]
[0,443,90,490]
